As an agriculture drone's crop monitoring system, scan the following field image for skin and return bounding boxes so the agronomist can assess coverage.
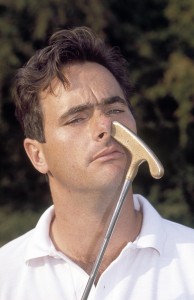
[24,62,142,281]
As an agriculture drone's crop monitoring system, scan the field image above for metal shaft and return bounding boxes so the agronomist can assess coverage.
[81,179,131,300]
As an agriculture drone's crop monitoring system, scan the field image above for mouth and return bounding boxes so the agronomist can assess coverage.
[92,146,125,162]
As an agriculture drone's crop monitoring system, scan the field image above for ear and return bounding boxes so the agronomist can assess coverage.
[24,138,48,174]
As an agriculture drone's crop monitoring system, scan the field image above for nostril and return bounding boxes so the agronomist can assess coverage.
[98,132,105,139]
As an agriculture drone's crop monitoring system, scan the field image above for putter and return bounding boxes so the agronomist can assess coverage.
[81,121,164,300]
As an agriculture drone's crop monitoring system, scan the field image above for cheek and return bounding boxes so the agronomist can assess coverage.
[55,132,87,165]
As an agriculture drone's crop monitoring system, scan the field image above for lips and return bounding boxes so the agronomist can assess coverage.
[92,146,125,162]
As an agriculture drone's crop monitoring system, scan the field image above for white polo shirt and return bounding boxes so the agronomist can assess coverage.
[1,194,194,300]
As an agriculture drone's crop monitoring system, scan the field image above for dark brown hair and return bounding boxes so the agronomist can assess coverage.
[13,26,133,142]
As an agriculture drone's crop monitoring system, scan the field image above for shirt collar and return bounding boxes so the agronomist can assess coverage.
[25,205,56,262]
[25,194,166,262]
[133,194,166,255]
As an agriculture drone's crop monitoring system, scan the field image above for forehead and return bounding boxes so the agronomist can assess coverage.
[40,62,126,115]
[65,62,125,101]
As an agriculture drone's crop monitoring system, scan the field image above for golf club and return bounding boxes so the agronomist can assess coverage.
[81,121,164,300]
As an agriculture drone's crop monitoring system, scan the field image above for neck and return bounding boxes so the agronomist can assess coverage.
[49,183,142,277]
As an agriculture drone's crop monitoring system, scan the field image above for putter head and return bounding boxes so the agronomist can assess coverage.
[111,121,164,181]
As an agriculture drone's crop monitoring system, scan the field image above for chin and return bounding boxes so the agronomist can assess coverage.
[95,168,125,189]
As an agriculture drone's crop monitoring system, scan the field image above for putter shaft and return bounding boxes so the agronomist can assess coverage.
[81,179,132,300]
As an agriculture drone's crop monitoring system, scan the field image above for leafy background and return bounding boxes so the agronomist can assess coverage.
[0,0,194,246]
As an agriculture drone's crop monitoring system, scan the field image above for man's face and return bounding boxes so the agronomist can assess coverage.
[40,62,136,194]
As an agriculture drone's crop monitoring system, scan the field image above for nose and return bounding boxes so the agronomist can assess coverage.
[92,112,112,142]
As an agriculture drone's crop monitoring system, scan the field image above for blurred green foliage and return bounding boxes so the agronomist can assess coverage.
[0,0,194,246]
[0,206,45,246]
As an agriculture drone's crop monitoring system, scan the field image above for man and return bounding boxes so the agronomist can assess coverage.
[0,27,194,300]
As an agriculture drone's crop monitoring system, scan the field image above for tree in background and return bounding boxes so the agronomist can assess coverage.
[106,0,194,225]
[0,0,194,245]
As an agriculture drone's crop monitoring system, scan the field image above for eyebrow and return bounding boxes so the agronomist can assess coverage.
[103,96,127,107]
[58,96,127,124]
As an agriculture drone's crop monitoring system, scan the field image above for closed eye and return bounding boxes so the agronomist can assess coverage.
[65,117,87,125]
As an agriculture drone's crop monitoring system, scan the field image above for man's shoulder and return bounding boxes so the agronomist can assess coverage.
[0,230,36,293]
[160,218,194,264]
[0,205,53,260]
[0,229,34,260]
[136,194,194,241]
[163,218,194,241]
